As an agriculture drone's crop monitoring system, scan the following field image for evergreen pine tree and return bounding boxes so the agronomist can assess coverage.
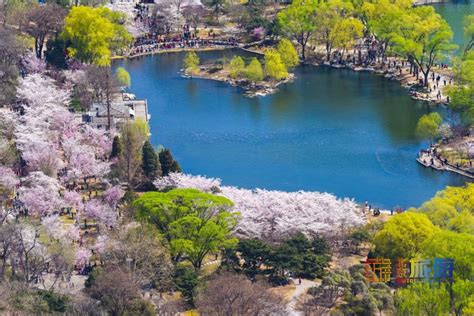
[110,136,123,159]
[141,140,161,179]
[159,148,182,176]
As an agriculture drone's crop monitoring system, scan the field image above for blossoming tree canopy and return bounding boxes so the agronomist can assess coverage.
[154,173,365,238]
[103,185,125,209]
[19,171,62,217]
[84,198,117,228]
[14,73,112,183]
[0,166,19,192]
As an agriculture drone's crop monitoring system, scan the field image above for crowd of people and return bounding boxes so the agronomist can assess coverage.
[129,24,239,56]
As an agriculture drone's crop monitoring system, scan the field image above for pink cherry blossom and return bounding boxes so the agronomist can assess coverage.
[103,185,125,209]
[63,191,84,211]
[20,140,64,177]
[84,199,117,228]
[42,215,64,240]
[154,173,366,238]
[0,167,19,191]
[94,235,109,254]
[22,52,47,74]
[17,74,70,109]
[75,247,91,268]
[19,171,62,217]
[65,225,81,242]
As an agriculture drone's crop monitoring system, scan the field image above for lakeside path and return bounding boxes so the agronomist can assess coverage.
[112,45,236,60]
[242,44,455,105]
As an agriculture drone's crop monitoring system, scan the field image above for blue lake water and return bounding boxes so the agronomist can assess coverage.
[115,1,474,209]
[115,49,470,209]
[434,1,474,52]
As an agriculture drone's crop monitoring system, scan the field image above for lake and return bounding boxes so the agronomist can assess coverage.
[114,3,473,209]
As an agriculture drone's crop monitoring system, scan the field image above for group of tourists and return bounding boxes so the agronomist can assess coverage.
[129,33,238,56]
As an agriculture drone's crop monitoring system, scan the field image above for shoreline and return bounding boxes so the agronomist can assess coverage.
[242,46,454,105]
[182,65,296,97]
[116,46,464,203]
[117,46,452,106]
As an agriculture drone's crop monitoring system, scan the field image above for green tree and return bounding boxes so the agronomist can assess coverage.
[396,283,450,316]
[228,56,245,79]
[115,67,131,87]
[277,39,299,69]
[277,0,318,60]
[235,238,272,280]
[415,112,442,145]
[169,211,238,269]
[416,183,474,234]
[373,212,437,260]
[158,148,181,176]
[61,6,132,66]
[110,135,123,159]
[141,140,161,180]
[44,36,67,69]
[463,15,474,55]
[183,51,200,75]
[118,119,149,185]
[447,26,474,127]
[314,0,354,61]
[245,58,263,82]
[392,6,455,86]
[264,49,288,81]
[174,266,199,304]
[421,230,474,280]
[451,279,474,316]
[329,17,364,56]
[363,0,409,58]
[134,189,239,269]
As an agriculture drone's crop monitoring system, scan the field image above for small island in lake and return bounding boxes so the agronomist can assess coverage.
[181,39,299,97]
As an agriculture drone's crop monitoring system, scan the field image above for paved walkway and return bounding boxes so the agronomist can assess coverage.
[287,278,319,316]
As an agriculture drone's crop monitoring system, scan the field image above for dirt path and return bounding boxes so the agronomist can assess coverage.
[287,278,319,315]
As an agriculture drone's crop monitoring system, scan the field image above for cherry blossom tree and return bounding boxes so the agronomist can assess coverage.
[65,224,81,242]
[42,214,64,240]
[94,235,109,254]
[75,247,91,268]
[18,171,62,217]
[154,173,366,239]
[0,166,19,191]
[21,51,47,74]
[63,190,84,211]
[103,185,125,210]
[20,139,64,177]
[16,74,70,109]
[84,199,117,228]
